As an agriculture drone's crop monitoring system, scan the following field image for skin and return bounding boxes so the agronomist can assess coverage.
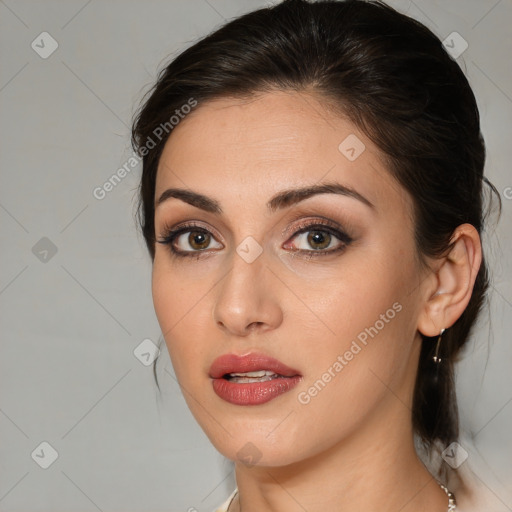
[151,90,482,511]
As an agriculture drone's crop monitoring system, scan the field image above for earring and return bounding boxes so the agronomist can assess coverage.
[433,328,445,364]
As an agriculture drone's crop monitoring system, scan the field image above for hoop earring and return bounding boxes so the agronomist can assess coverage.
[433,328,445,364]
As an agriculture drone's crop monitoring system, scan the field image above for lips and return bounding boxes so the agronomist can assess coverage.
[209,352,301,379]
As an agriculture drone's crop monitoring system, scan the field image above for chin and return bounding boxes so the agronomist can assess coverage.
[204,427,307,468]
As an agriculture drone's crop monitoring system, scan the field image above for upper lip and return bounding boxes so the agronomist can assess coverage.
[209,352,301,379]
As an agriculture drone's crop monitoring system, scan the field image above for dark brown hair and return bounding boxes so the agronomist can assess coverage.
[131,0,501,477]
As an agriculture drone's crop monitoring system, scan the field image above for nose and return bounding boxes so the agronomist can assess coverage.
[212,250,283,337]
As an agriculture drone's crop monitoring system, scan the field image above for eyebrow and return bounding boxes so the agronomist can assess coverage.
[155,181,375,213]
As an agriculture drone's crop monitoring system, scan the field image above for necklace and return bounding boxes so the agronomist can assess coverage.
[439,482,457,511]
[227,481,456,511]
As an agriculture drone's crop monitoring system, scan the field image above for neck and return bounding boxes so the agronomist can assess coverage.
[230,405,449,512]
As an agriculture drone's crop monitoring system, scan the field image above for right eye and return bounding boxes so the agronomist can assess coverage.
[157,223,224,257]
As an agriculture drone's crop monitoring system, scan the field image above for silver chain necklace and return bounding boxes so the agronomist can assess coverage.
[227,481,456,511]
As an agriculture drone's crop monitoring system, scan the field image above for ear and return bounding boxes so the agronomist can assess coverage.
[417,223,482,337]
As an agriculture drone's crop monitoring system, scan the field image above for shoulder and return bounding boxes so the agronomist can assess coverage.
[211,488,237,512]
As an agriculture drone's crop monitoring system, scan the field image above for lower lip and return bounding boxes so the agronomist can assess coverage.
[211,376,302,405]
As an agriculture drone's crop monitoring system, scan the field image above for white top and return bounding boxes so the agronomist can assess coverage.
[212,488,237,512]
[212,487,466,512]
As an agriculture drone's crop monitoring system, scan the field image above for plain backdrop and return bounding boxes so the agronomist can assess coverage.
[0,1,511,511]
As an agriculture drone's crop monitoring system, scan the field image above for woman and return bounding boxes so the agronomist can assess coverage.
[131,1,501,510]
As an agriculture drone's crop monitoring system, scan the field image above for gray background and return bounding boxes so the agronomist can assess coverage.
[0,0,511,511]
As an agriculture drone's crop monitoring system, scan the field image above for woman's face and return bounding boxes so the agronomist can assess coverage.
[152,90,430,467]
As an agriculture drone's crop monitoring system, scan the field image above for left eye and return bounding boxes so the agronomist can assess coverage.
[285,227,349,252]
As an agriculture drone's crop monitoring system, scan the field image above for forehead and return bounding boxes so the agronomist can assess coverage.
[158,91,353,170]
[155,90,410,216]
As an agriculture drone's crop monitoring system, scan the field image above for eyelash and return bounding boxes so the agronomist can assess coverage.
[156,219,353,260]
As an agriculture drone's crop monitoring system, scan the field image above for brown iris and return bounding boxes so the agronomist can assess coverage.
[188,231,210,250]
[307,230,331,250]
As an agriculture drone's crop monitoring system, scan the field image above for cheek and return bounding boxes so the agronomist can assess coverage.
[152,255,207,327]
[152,263,179,333]
[152,263,194,370]
[151,259,216,379]
[291,302,412,455]
[293,245,417,403]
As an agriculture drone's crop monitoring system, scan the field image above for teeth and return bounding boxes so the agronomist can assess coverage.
[226,370,283,383]
[228,370,278,377]
[229,375,278,383]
